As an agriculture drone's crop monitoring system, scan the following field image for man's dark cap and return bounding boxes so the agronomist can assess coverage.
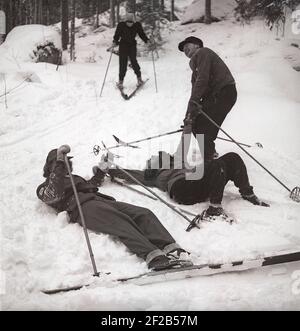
[43,148,73,177]
[178,36,203,52]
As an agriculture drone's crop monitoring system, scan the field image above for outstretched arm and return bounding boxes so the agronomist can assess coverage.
[113,23,122,44]
[136,22,149,43]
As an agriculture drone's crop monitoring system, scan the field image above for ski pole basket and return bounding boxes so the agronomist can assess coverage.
[290,186,300,203]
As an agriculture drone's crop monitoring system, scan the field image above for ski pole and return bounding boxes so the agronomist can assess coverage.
[150,36,158,93]
[191,100,300,202]
[93,129,260,155]
[94,129,183,153]
[108,160,201,231]
[109,176,158,201]
[110,174,197,216]
[100,48,113,97]
[64,155,100,276]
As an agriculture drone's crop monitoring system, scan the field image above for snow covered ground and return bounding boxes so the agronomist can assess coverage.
[0,2,300,311]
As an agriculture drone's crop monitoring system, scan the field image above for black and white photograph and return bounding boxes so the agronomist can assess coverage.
[0,0,300,312]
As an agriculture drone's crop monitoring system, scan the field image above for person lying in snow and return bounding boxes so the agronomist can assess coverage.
[93,151,269,223]
[36,145,192,271]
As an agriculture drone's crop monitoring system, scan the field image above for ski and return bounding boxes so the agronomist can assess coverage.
[42,249,300,294]
[127,78,149,100]
[112,135,139,148]
[116,79,149,101]
[118,249,300,286]
[116,85,129,100]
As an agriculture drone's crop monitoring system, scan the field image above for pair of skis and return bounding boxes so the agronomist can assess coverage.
[117,79,149,100]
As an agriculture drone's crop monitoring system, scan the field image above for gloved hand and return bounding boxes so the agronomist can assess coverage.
[188,99,203,118]
[95,152,114,173]
[180,113,193,134]
[112,41,118,48]
[147,37,156,51]
[182,123,192,134]
[90,166,106,186]
[57,145,71,162]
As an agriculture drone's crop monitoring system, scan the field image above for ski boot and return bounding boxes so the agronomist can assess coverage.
[137,76,143,87]
[148,255,181,271]
[167,248,194,267]
[117,80,124,89]
[200,205,235,224]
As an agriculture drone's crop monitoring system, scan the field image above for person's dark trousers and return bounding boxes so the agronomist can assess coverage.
[170,153,253,205]
[78,197,176,261]
[192,84,237,160]
[119,43,141,81]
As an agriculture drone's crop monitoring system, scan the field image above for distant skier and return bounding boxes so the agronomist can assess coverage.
[178,36,237,161]
[36,146,191,271]
[94,151,269,223]
[112,13,150,89]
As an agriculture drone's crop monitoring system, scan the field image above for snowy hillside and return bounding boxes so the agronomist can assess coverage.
[181,0,236,23]
[0,3,300,310]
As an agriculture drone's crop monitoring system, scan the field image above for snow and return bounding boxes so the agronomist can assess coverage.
[0,25,61,68]
[181,0,236,23]
[0,4,300,311]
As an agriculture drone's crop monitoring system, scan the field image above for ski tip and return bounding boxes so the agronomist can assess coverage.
[113,135,120,143]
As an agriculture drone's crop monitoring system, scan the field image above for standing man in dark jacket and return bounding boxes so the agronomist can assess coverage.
[178,36,237,161]
[36,146,191,271]
[112,13,149,88]
[94,151,269,222]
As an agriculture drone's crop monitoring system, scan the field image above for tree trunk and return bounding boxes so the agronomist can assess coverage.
[127,0,136,14]
[205,0,212,24]
[70,0,76,61]
[170,0,174,22]
[34,0,38,23]
[116,0,120,23]
[61,0,69,50]
[95,0,100,27]
[39,0,43,24]
[110,0,115,28]
[45,0,50,25]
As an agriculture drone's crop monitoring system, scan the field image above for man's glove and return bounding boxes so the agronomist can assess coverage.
[182,123,192,134]
[57,145,71,162]
[90,166,106,186]
[147,37,156,51]
[188,100,203,119]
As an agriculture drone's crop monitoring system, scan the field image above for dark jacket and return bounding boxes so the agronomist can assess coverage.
[113,21,148,46]
[187,47,235,118]
[37,161,115,222]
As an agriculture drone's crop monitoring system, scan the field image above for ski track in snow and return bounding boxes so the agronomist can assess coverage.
[0,11,300,310]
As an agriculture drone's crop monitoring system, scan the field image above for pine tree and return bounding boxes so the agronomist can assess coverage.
[139,0,161,37]
[61,0,69,50]
[235,0,300,29]
[70,0,76,61]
